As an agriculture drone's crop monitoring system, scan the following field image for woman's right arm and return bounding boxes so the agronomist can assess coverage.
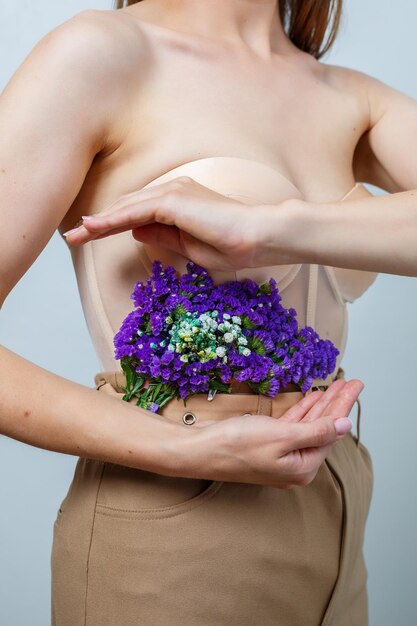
[0,11,186,473]
[0,10,358,488]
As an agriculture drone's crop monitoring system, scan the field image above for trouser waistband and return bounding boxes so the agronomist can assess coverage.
[94,366,362,446]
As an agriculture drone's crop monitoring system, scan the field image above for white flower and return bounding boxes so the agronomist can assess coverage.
[200,313,217,328]
[223,313,231,320]
[232,315,241,324]
[242,348,251,356]
[224,332,234,343]
[216,346,227,358]
[238,336,248,345]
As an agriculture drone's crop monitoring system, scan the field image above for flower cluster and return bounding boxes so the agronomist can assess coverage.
[113,260,339,413]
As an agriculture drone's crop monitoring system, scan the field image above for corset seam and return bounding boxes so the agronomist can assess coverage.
[84,242,117,365]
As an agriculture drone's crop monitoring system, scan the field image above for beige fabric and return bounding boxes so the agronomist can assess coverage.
[51,366,373,625]
[53,157,376,623]
[93,365,361,431]
[68,156,379,384]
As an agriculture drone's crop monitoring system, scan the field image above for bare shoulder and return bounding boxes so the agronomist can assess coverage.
[319,63,417,191]
[28,9,148,82]
[14,9,153,153]
[319,62,416,127]
[3,9,147,111]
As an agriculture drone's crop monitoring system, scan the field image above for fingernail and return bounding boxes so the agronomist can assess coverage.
[335,417,353,435]
[81,215,94,221]
[62,227,80,237]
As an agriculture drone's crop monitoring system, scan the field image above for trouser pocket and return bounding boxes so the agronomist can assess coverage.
[95,461,224,517]
[83,461,343,626]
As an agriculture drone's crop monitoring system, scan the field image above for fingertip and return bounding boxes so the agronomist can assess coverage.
[334,417,353,435]
[62,228,78,237]
[81,219,102,232]
[345,379,365,396]
[346,377,364,386]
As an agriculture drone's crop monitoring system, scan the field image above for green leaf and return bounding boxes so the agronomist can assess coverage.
[120,384,133,402]
[121,358,135,391]
[247,336,266,355]
[132,377,145,394]
[158,393,176,409]
[258,283,272,295]
[241,314,257,330]
[152,382,163,402]
[209,380,231,393]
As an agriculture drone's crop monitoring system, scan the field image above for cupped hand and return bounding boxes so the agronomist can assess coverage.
[170,378,364,488]
[62,176,291,270]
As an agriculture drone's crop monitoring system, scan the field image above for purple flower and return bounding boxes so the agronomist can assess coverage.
[114,260,340,412]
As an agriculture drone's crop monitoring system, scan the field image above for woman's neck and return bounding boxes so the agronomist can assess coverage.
[127,0,293,58]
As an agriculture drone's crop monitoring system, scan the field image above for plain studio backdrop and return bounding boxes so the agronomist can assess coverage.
[1,1,416,624]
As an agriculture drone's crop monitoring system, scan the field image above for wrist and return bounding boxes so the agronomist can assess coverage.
[84,396,188,475]
[154,422,197,477]
[251,198,313,267]
[81,381,219,479]
[161,423,220,479]
[130,410,193,476]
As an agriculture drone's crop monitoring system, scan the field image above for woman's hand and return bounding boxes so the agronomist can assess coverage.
[166,378,363,488]
[63,176,294,270]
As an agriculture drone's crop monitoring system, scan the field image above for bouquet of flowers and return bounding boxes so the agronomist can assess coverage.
[114,260,339,413]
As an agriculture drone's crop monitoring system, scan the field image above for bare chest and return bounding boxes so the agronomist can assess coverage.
[61,30,367,233]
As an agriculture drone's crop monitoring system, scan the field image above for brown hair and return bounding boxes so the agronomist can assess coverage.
[114,0,343,59]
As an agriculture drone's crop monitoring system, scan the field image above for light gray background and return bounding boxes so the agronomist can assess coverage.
[1,1,416,624]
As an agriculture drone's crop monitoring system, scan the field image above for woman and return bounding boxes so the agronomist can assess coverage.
[1,0,416,624]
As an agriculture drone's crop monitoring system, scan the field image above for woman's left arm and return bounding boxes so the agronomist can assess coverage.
[263,72,417,276]
[65,73,417,277]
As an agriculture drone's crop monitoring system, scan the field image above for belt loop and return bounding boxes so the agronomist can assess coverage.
[257,394,273,417]
[94,372,107,391]
[94,370,126,392]
[336,366,345,381]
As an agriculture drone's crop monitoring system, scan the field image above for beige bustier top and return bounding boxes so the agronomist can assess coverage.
[67,157,378,386]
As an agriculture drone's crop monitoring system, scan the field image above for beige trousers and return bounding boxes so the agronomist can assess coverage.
[51,367,373,625]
